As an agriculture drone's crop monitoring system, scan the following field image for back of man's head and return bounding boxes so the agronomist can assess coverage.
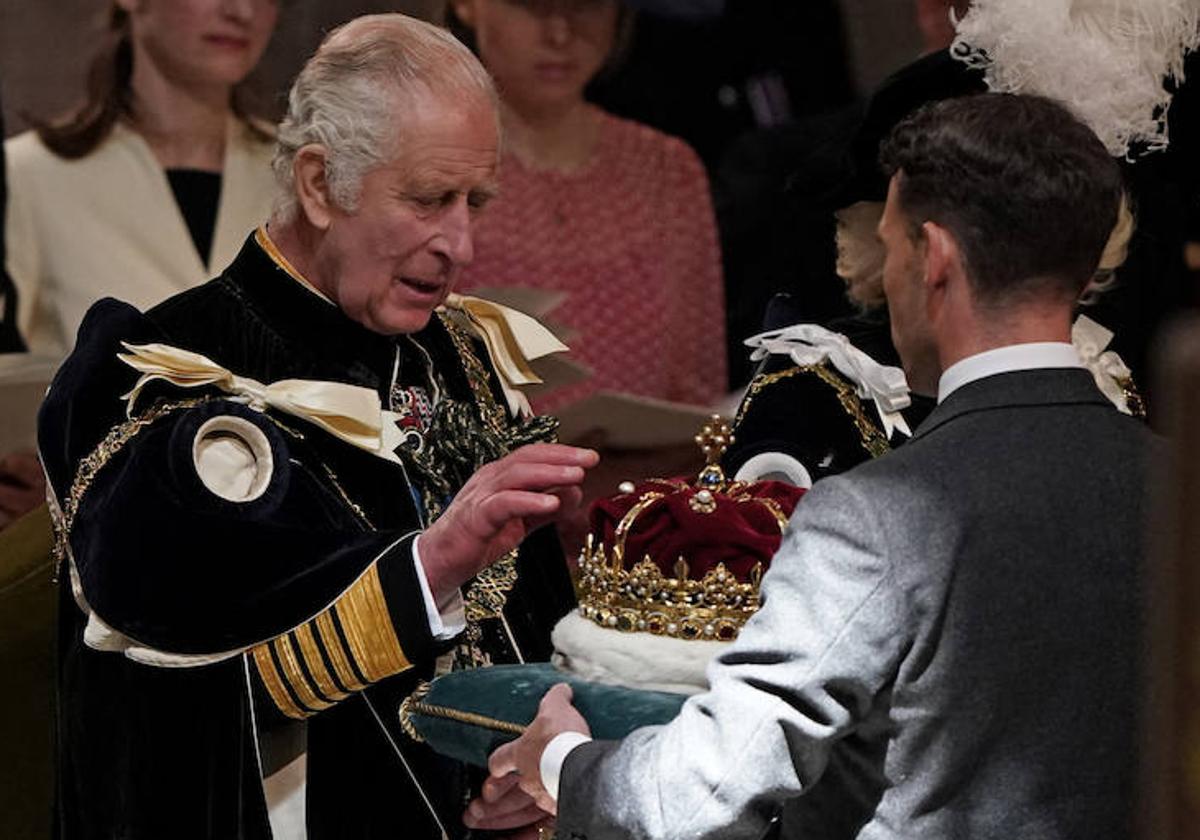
[879,93,1123,309]
[271,13,498,222]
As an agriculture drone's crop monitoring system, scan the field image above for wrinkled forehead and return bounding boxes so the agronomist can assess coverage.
[375,91,501,185]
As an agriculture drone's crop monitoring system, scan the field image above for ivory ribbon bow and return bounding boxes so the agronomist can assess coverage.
[442,293,569,418]
[745,323,913,438]
[1071,314,1134,415]
[117,342,403,461]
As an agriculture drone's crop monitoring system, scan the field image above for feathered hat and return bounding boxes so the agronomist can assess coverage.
[952,0,1200,157]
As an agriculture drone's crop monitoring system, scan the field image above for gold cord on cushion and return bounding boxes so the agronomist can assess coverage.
[398,682,527,743]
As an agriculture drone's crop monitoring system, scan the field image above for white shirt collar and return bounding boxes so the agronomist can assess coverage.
[937,342,1084,403]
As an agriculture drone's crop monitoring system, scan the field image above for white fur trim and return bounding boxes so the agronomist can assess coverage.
[551,610,728,695]
[734,451,814,489]
[192,415,274,502]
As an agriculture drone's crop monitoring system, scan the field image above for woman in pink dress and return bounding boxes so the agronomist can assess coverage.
[447,0,726,413]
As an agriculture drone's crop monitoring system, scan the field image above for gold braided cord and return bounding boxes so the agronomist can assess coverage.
[439,311,510,436]
[52,397,210,570]
[314,612,367,692]
[294,623,350,701]
[272,635,334,713]
[250,645,309,720]
[398,681,527,743]
[405,700,526,735]
[734,362,891,460]
[334,563,412,683]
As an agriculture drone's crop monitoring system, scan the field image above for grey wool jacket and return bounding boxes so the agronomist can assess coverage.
[557,367,1157,840]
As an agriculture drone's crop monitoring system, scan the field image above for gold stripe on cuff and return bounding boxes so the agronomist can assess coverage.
[294,623,350,702]
[251,645,309,720]
[315,611,367,692]
[334,563,412,683]
[273,635,334,713]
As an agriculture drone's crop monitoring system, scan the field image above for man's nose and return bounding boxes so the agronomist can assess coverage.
[437,198,475,269]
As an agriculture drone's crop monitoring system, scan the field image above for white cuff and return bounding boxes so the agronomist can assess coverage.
[539,731,593,802]
[412,538,466,640]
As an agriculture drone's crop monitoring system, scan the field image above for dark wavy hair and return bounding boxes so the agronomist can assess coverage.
[35,5,268,160]
[879,93,1124,306]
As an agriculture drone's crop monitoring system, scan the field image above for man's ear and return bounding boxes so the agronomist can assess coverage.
[293,145,335,231]
[921,221,961,292]
[449,0,476,27]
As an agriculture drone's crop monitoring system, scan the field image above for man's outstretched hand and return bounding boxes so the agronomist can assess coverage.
[466,683,591,826]
[416,443,597,602]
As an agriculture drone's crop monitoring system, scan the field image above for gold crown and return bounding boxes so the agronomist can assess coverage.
[575,416,796,643]
[576,540,763,642]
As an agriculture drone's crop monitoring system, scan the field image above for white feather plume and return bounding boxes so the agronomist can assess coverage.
[952,0,1200,157]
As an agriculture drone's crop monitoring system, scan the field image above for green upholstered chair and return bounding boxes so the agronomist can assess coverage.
[0,504,56,839]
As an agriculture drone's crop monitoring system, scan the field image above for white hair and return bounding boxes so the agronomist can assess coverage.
[271,13,498,222]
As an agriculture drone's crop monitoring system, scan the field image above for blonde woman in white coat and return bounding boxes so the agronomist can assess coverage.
[5,0,280,355]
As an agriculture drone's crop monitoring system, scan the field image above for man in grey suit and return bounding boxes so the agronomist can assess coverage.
[465,93,1157,839]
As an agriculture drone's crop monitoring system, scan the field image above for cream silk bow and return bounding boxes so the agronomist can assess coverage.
[117,342,404,460]
[745,323,913,438]
[441,293,569,418]
[1071,315,1134,415]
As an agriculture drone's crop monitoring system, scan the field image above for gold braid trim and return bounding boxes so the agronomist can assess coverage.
[334,563,412,683]
[735,362,891,460]
[251,645,309,720]
[1118,375,1148,420]
[314,612,367,692]
[437,312,560,641]
[439,310,510,436]
[272,634,334,712]
[293,623,350,701]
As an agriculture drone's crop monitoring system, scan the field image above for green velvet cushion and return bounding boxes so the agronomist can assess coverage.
[401,662,687,767]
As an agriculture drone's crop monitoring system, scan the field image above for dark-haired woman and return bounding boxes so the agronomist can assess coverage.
[5,0,279,354]
[447,0,726,413]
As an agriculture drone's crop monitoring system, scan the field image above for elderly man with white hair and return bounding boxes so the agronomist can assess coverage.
[39,13,595,840]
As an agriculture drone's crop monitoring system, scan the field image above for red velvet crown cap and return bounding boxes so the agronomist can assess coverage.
[588,478,807,582]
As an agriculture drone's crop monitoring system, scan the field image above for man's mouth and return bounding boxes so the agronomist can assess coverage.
[399,277,443,296]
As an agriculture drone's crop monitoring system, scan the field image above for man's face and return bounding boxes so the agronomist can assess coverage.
[879,175,939,395]
[316,93,500,335]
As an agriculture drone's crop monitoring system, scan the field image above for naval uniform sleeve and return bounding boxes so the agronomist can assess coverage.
[62,398,450,719]
[554,475,913,840]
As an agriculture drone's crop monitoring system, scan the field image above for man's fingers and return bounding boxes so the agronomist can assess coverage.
[502,443,599,467]
[465,801,548,831]
[477,490,561,533]
[480,770,522,803]
[541,682,574,711]
[486,462,587,493]
[489,740,519,778]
